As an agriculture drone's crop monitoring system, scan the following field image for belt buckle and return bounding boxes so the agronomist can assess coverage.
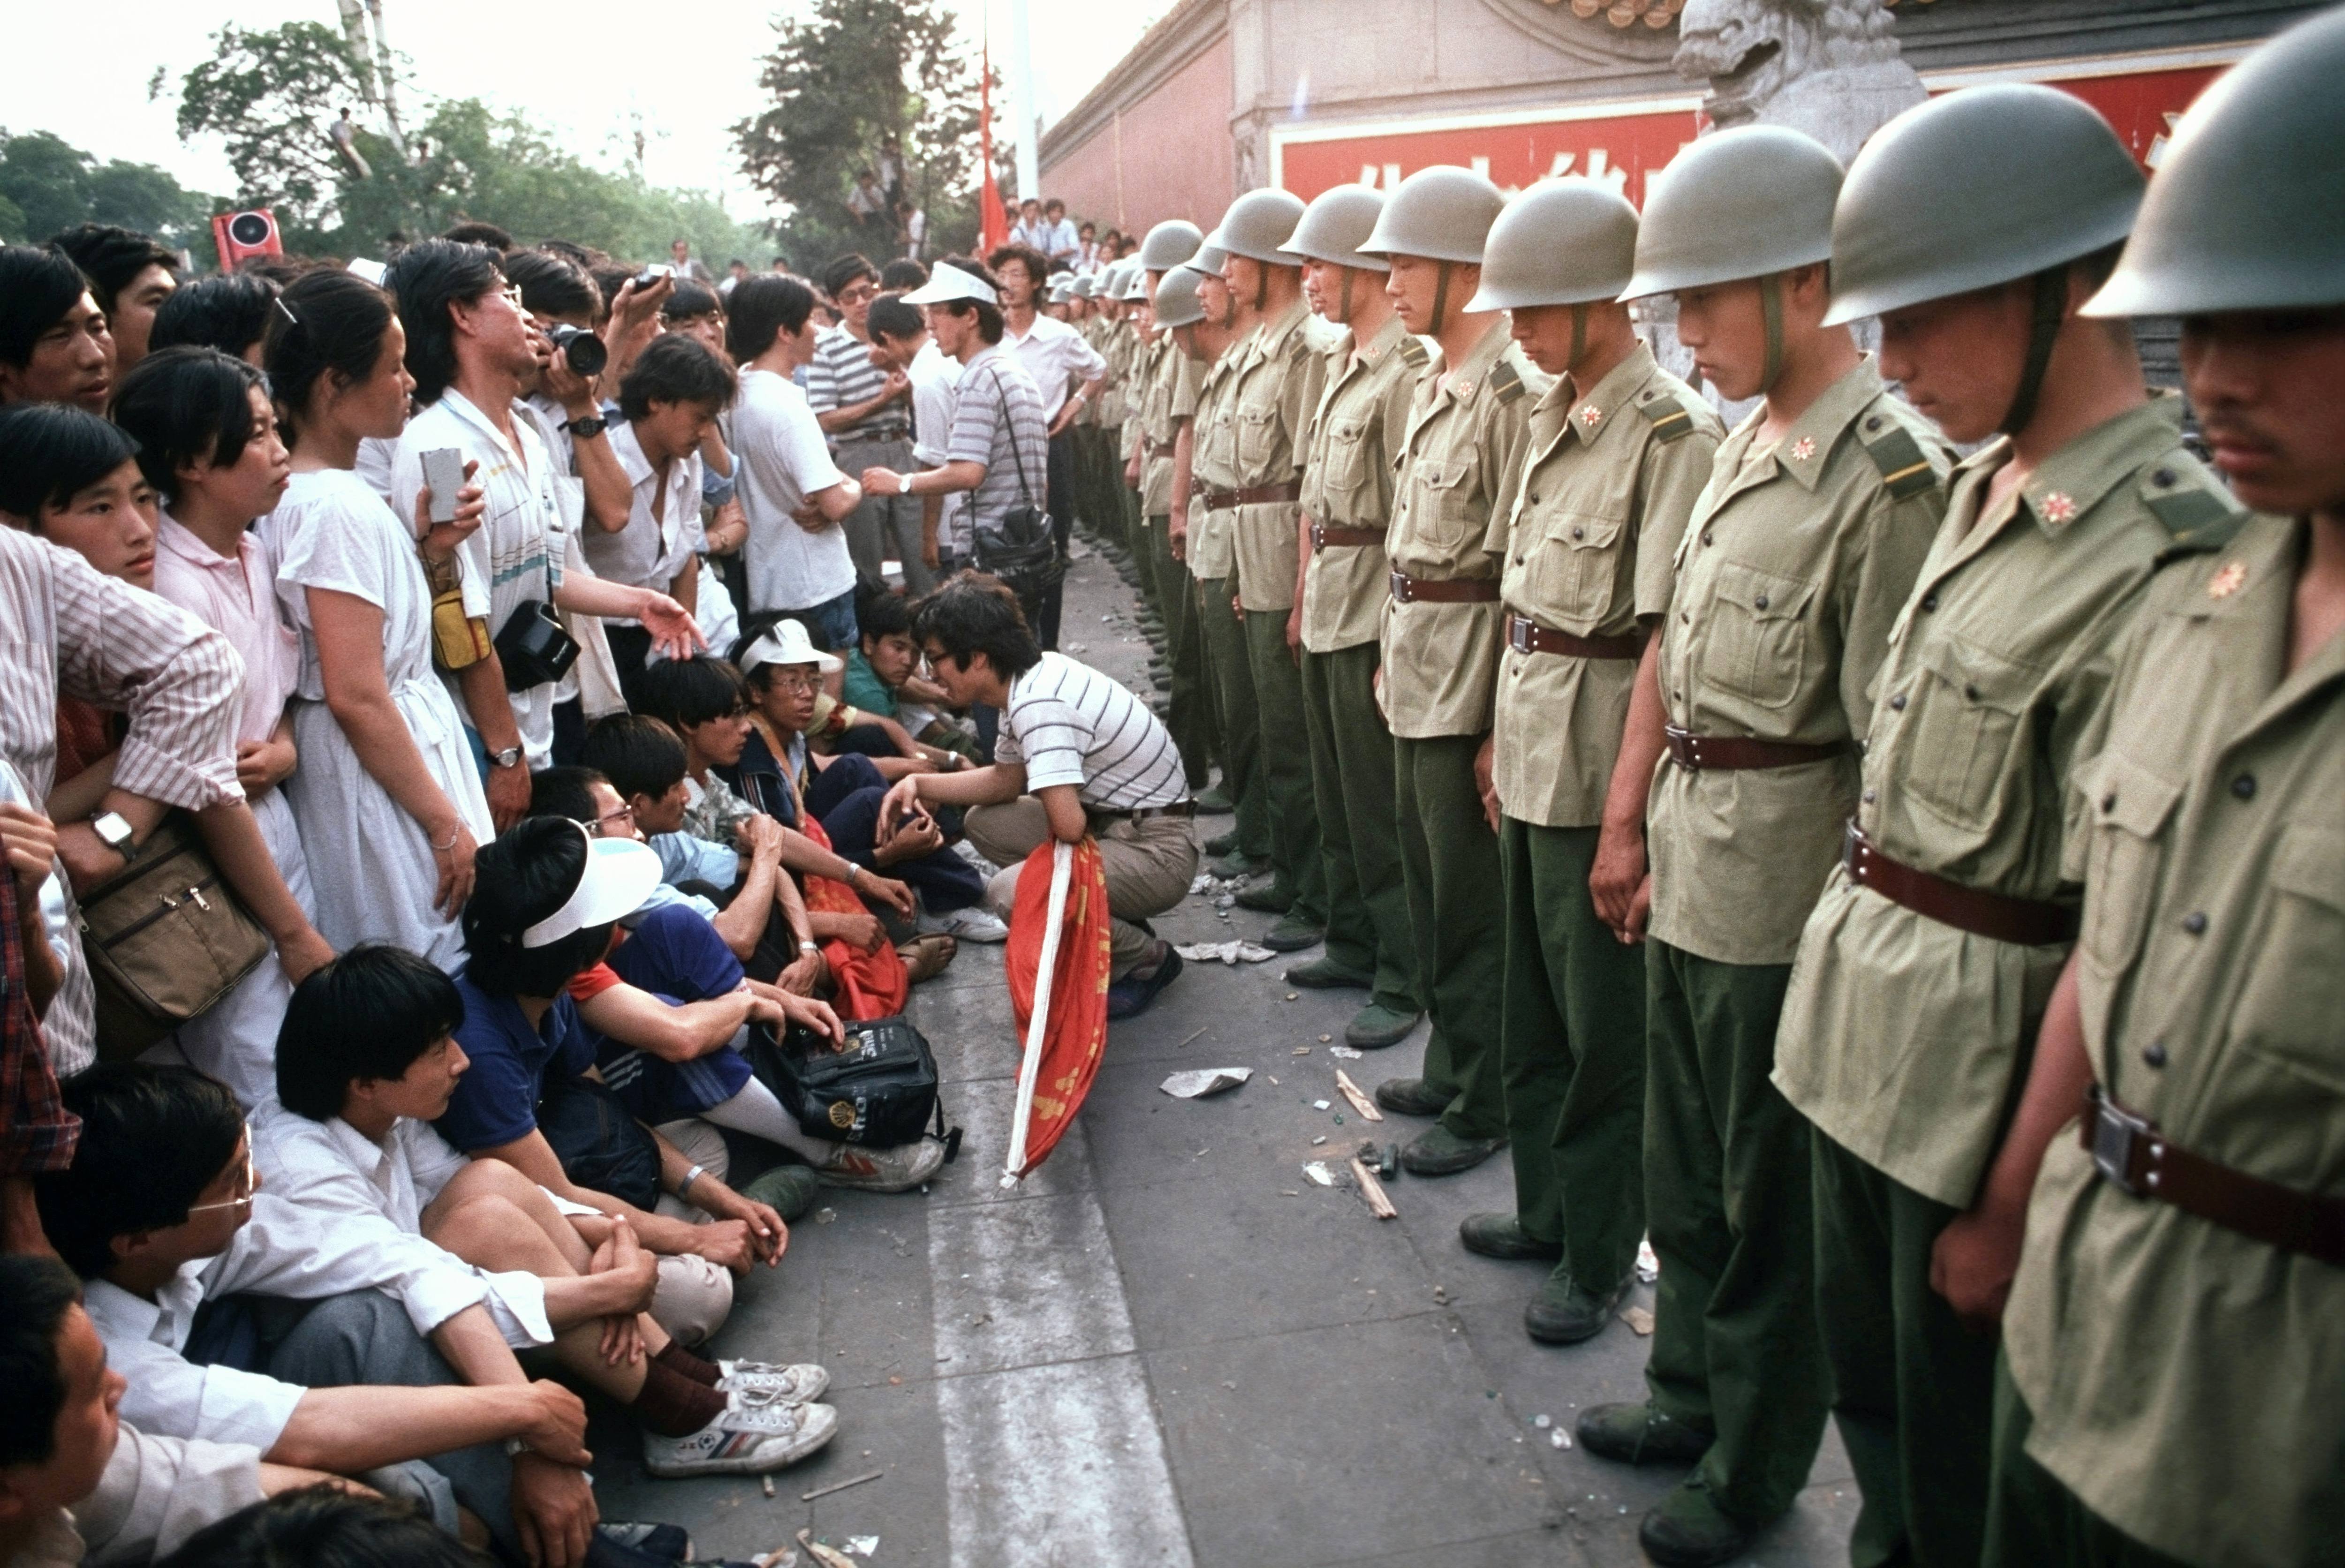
[1310,522,1328,553]
[1390,569,1413,604]
[2088,1086,2156,1197]
[1508,616,1535,655]
[1841,819,1868,877]
[1664,725,1698,769]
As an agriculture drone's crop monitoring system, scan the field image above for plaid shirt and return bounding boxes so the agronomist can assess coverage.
[1,870,76,1175]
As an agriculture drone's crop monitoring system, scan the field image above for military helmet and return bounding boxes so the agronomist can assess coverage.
[1281,183,1390,273]
[1047,277,1074,305]
[1138,219,1204,272]
[1468,178,1639,312]
[2085,8,2345,317]
[1070,272,1099,300]
[1153,265,1208,329]
[1824,85,2143,326]
[1192,235,1230,275]
[1621,125,1842,301]
[1122,264,1151,303]
[1099,261,1128,297]
[1212,188,1306,266]
[1358,166,1506,264]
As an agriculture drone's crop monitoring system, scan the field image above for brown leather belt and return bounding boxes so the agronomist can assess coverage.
[1143,437,1175,461]
[1389,569,1500,605]
[1506,614,1645,662]
[1200,482,1302,511]
[1841,822,2079,947]
[2086,1086,2345,1268]
[1662,726,1851,772]
[1089,799,1197,823]
[1311,522,1384,551]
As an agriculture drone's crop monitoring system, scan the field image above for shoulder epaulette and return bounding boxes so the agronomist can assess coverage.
[1396,335,1430,368]
[1490,360,1527,405]
[2141,463,2248,560]
[1633,389,1698,443]
[1859,417,1942,502]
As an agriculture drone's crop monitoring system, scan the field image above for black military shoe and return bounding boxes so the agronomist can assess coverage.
[1638,1477,1757,1568]
[1373,1076,1452,1116]
[1202,828,1241,857]
[1524,1269,1634,1345]
[1399,1125,1505,1176]
[1458,1212,1563,1262]
[1575,1401,1713,1466]
[1233,881,1294,913]
[1285,957,1372,991]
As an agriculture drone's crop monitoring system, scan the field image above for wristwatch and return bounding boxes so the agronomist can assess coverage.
[92,811,135,855]
[490,746,524,770]
[562,414,607,439]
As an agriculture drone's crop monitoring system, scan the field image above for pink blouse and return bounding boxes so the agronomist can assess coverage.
[153,514,301,746]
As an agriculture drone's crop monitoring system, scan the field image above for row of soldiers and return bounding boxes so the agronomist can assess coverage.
[1055,11,2339,1565]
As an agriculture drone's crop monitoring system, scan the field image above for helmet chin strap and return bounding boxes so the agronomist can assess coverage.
[1338,266,1354,321]
[1999,267,2070,436]
[1429,262,1452,337]
[1568,304,1588,371]
[1758,272,1786,393]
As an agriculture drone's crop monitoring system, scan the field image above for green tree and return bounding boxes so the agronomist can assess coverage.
[171,22,371,248]
[0,129,211,251]
[733,0,983,266]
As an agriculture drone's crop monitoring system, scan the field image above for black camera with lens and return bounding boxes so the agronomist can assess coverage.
[543,324,607,378]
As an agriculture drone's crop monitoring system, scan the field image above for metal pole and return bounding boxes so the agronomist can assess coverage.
[1008,0,1041,204]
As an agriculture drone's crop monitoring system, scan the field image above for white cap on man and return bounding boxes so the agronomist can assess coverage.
[902,260,998,308]
[521,828,664,948]
[738,618,844,677]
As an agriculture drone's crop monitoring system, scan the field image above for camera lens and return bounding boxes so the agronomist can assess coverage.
[228,212,272,246]
[563,332,608,377]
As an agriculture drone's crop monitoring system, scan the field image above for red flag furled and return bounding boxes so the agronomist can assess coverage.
[796,812,908,1021]
[979,26,1007,254]
[1002,837,1112,1182]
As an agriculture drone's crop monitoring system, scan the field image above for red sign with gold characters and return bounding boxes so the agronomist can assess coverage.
[1270,55,2238,209]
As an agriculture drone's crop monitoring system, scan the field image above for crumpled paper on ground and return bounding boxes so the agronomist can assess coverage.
[1160,1068,1254,1099]
[1174,940,1276,965]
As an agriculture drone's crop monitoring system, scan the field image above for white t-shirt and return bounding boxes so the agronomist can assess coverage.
[1003,315,1108,421]
[907,340,958,467]
[996,652,1188,811]
[735,368,852,614]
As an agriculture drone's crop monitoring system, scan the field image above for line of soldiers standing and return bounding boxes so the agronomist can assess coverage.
[1047,13,2342,1564]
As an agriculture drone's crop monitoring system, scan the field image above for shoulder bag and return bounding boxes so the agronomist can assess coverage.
[79,816,270,1058]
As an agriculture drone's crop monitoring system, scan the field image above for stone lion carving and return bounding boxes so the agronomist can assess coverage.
[1672,0,1926,165]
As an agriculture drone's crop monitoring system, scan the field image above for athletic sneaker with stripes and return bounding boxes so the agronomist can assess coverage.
[714,1359,831,1403]
[640,1393,841,1477]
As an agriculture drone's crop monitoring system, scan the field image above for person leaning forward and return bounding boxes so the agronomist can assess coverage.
[1972,15,2345,1565]
[1284,183,1428,1050]
[1463,179,1724,1348]
[1768,84,2244,1568]
[1573,126,1949,1568]
[1356,166,1550,1179]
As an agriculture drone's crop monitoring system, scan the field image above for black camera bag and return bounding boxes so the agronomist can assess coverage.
[749,1013,961,1156]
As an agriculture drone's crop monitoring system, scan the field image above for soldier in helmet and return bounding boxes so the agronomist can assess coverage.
[1980,13,2345,1565]
[1354,166,1551,1178]
[1572,126,1947,1568]
[1282,183,1427,1049]
[1766,83,2241,1568]
[1208,189,1329,950]
[1464,180,1724,1347]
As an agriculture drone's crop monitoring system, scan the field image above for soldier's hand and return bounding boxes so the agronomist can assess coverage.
[1473,734,1499,834]
[1589,819,1649,936]
[1929,1203,2025,1333]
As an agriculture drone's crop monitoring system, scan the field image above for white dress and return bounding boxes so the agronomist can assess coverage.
[259,471,493,972]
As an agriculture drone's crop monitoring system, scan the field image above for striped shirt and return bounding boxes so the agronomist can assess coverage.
[806,325,903,443]
[945,346,1050,558]
[997,653,1187,810]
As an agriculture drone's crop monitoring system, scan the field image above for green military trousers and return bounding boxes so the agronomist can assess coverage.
[1392,734,1506,1142]
[1195,575,1268,860]
[1299,644,1417,1011]
[1983,1354,2190,1568]
[1147,515,1215,789]
[1243,609,1327,924]
[1814,1128,2001,1568]
[1642,942,1829,1528]
[1498,818,1646,1290]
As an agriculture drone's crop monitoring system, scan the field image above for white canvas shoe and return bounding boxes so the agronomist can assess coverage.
[817,1136,949,1192]
[641,1395,839,1477]
[919,905,1009,943]
[713,1359,830,1404]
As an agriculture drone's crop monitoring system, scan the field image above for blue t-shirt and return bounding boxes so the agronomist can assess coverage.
[434,973,598,1152]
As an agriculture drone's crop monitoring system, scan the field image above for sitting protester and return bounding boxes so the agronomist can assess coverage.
[255,946,840,1479]
[835,587,983,767]
[151,1488,483,1568]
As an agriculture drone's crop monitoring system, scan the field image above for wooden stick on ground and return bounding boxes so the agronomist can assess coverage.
[800,1469,885,1501]
[797,1531,857,1568]
[1349,1156,1398,1219]
[1333,1069,1383,1123]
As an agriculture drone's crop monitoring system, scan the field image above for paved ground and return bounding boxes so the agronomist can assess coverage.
[593,545,1859,1568]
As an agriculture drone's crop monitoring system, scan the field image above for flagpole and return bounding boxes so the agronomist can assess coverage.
[1003,839,1073,1186]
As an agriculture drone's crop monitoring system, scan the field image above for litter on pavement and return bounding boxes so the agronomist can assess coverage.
[1172,940,1277,965]
[1159,1067,1254,1098]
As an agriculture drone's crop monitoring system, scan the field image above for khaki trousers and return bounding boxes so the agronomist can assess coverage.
[965,802,1200,978]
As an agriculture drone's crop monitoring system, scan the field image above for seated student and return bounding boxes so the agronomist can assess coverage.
[50,225,179,372]
[0,245,114,414]
[152,1488,482,1568]
[0,1254,342,1568]
[254,947,840,1478]
[836,587,983,767]
[880,575,1197,1019]
[30,1065,603,1567]
[728,621,998,945]
[148,272,280,367]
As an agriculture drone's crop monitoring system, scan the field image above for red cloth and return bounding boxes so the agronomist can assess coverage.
[1003,837,1111,1180]
[979,37,1007,255]
[53,699,121,790]
[564,961,625,1003]
[798,813,907,1021]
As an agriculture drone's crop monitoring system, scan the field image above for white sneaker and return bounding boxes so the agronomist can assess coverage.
[641,1395,839,1477]
[920,905,1009,943]
[714,1359,829,1404]
[818,1136,949,1192]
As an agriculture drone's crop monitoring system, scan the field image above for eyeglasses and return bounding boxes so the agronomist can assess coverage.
[836,284,878,305]
[185,1149,257,1217]
[767,672,820,694]
[589,803,637,838]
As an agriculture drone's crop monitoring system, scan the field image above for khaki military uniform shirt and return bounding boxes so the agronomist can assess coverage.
[1646,357,1948,965]
[1141,339,1202,520]
[1494,344,1721,828]
[1225,302,1326,614]
[2002,513,2339,1568]
[1188,345,1241,582]
[1299,316,1427,654]
[1377,320,1548,739]
[1776,397,2238,1205]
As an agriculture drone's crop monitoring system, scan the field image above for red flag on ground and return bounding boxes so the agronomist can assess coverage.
[796,813,908,1021]
[979,31,1007,255]
[1002,838,1112,1182]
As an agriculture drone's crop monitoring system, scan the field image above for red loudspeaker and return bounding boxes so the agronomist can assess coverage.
[212,210,284,270]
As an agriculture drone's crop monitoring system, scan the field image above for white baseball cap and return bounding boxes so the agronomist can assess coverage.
[901,260,999,308]
[737,618,843,676]
[521,828,663,948]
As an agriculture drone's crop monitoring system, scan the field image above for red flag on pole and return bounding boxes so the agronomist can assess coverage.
[1001,838,1112,1183]
[979,25,1007,254]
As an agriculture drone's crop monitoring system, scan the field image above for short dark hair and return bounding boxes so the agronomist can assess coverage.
[0,1254,83,1469]
[0,404,141,523]
[986,243,1051,295]
[662,281,722,324]
[109,347,266,504]
[0,245,96,370]
[150,272,280,360]
[634,655,747,731]
[275,945,468,1121]
[866,296,923,345]
[49,224,178,317]
[934,256,1005,344]
[878,259,927,291]
[911,571,1041,681]
[856,583,912,644]
[440,220,514,251]
[384,238,504,405]
[501,249,598,322]
[528,765,609,826]
[726,274,815,362]
[34,1065,246,1280]
[266,269,397,445]
[156,1486,490,1568]
[462,818,609,997]
[617,333,734,423]
[822,253,879,299]
[578,713,688,804]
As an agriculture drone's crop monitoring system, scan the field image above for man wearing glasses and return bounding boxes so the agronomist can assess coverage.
[807,254,924,593]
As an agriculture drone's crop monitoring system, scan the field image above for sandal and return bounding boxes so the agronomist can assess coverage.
[896,932,957,983]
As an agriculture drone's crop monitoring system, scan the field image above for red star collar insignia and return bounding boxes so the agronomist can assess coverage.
[1452,379,1475,401]
[1578,404,1603,428]
[2207,561,2248,600]
[1790,437,1816,462]
[2039,491,2079,525]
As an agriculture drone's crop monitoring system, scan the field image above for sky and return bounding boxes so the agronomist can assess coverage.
[9,0,1171,222]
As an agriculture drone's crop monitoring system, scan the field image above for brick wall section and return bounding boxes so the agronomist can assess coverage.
[1038,33,1236,239]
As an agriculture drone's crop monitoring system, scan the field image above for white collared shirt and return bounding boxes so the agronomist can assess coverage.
[579,420,704,608]
[907,340,957,468]
[1001,314,1106,421]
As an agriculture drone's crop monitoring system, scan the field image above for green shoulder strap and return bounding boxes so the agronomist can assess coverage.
[2142,462,2249,562]
[1396,334,1430,368]
[1490,360,1527,405]
[1860,419,1942,502]
[1633,387,1698,444]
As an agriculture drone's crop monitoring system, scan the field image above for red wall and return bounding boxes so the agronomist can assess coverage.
[1040,34,1236,241]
